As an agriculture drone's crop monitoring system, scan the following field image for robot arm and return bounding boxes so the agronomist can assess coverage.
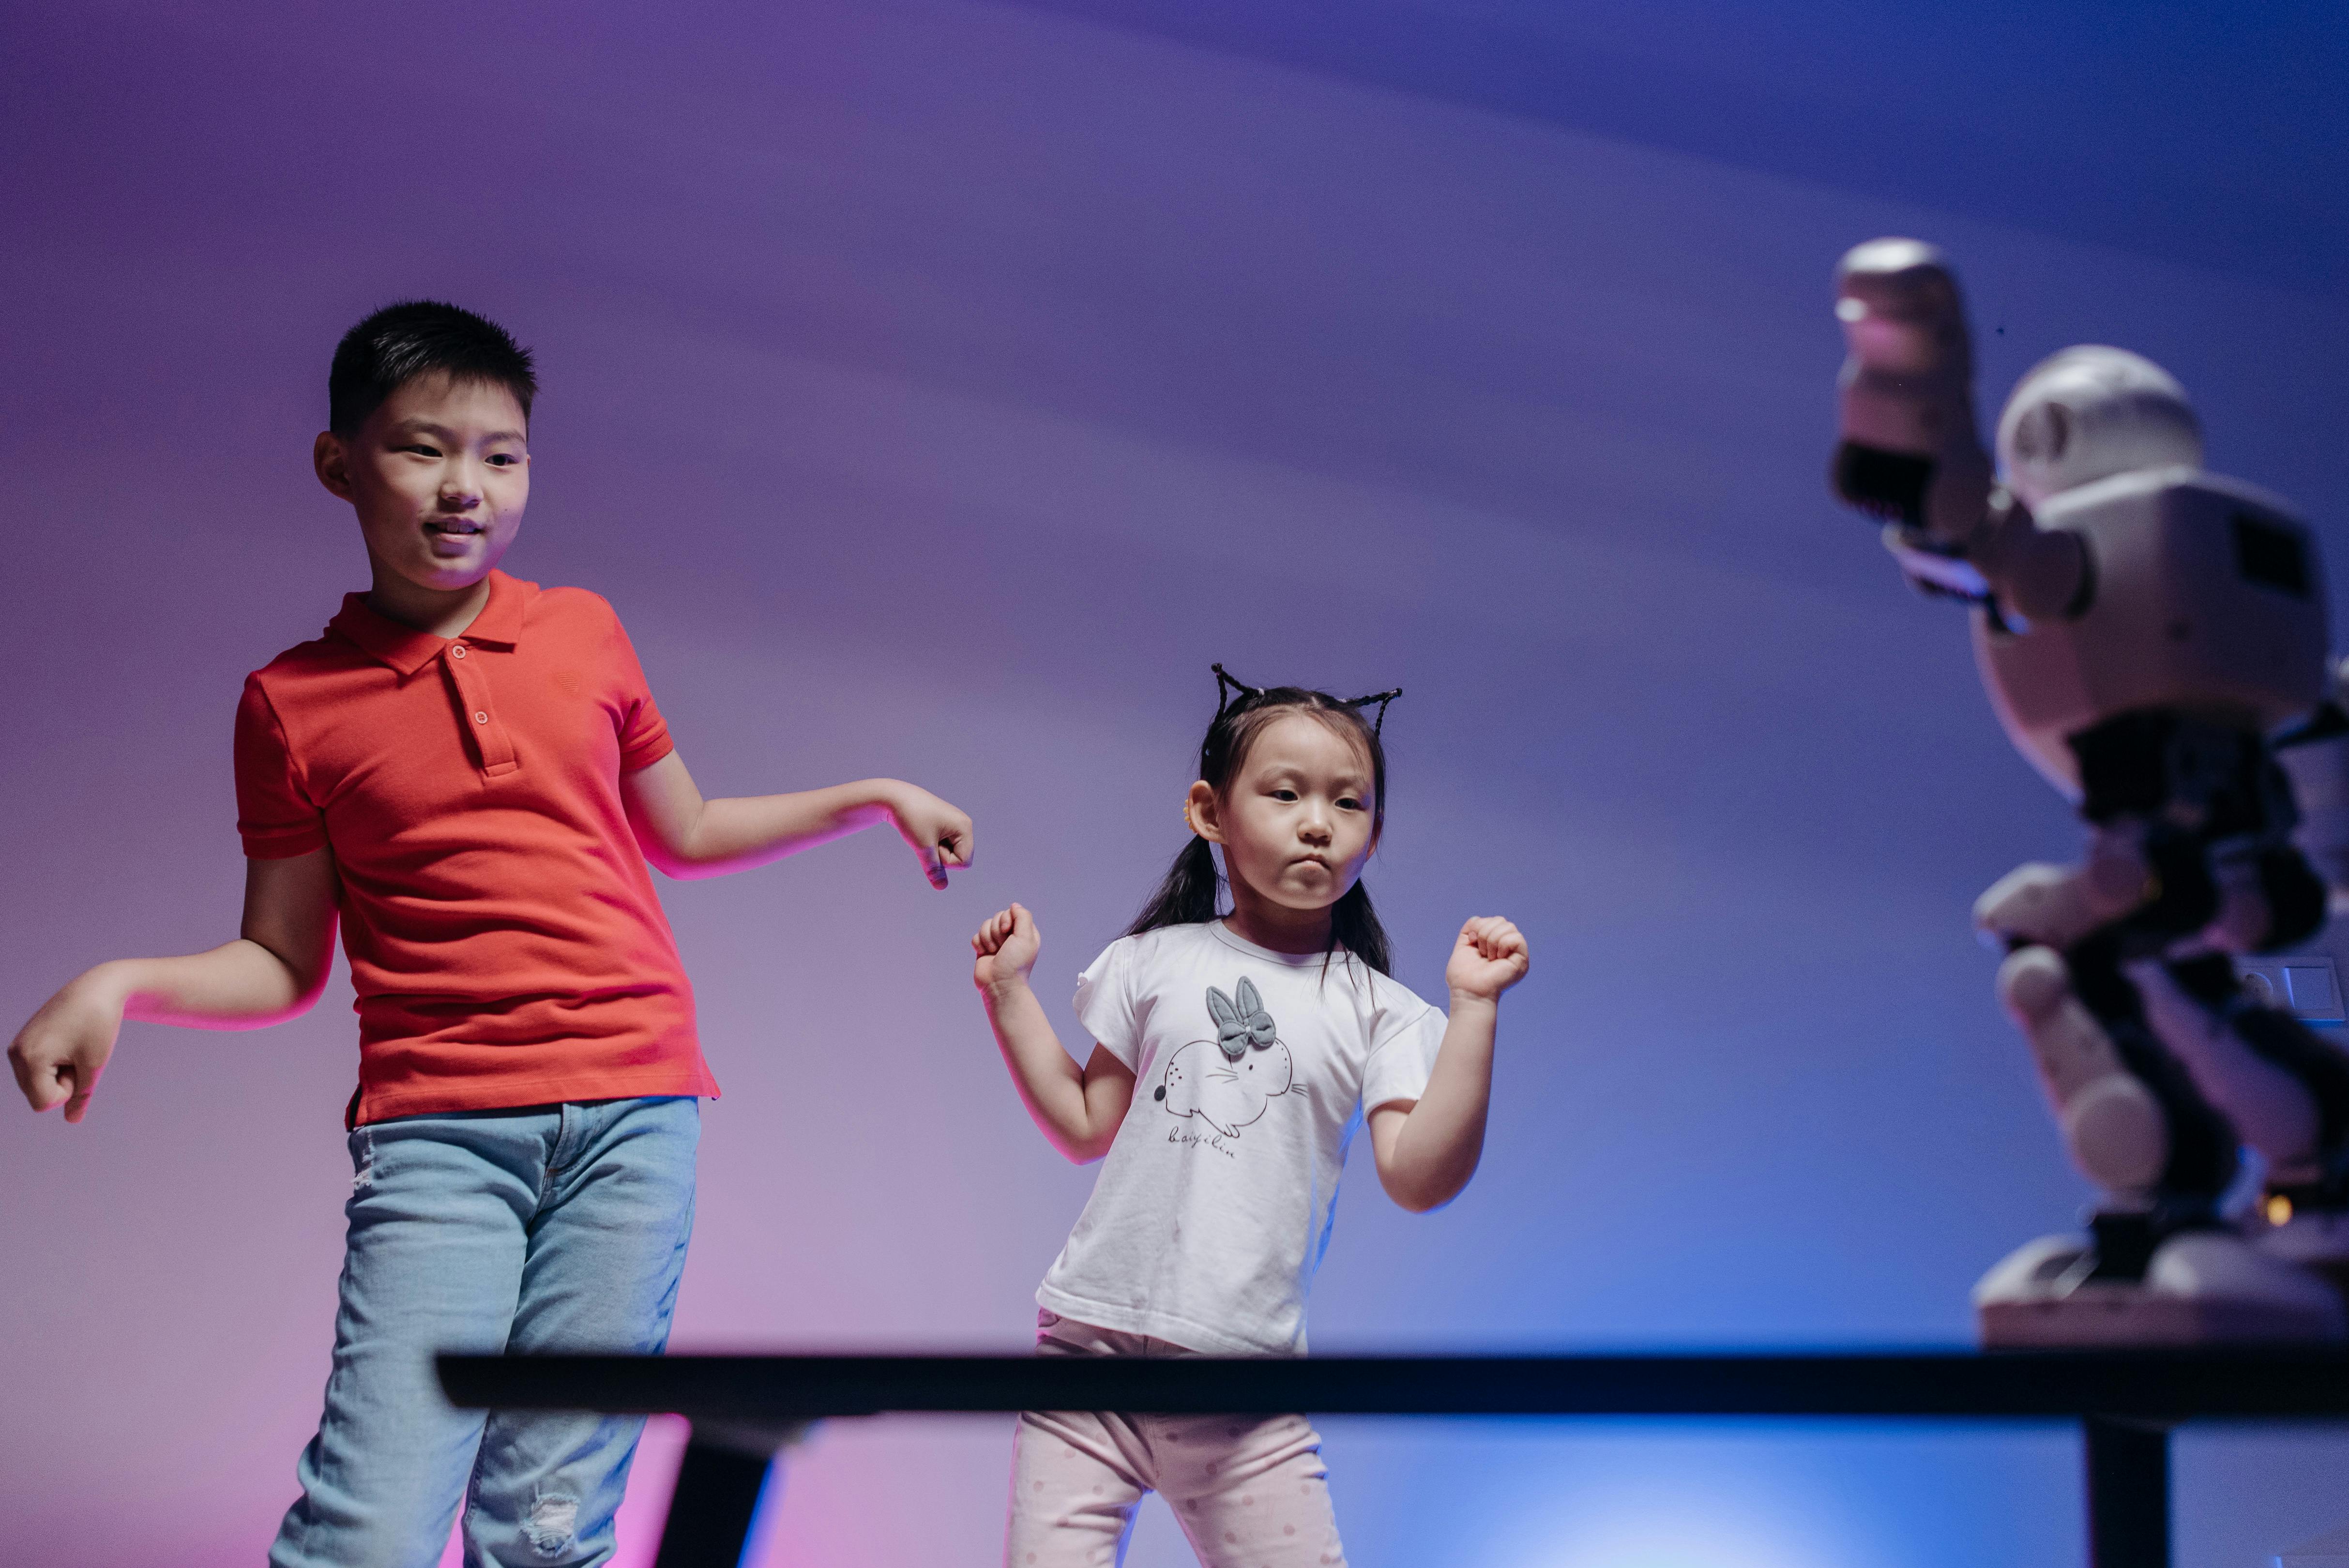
[1833,239,2089,625]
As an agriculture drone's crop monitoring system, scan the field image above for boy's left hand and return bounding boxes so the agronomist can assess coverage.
[1446,916,1529,1004]
[886,784,975,889]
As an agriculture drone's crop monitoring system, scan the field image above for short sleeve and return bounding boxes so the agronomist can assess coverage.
[1361,1001,1445,1115]
[1072,939,1140,1070]
[605,608,675,773]
[233,675,327,859]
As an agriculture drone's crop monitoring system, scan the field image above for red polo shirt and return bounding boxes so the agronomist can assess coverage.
[233,570,719,1125]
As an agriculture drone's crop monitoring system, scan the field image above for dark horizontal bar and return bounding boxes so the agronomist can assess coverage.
[437,1350,2349,1424]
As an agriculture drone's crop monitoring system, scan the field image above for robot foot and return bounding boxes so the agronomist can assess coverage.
[1974,1225,2346,1346]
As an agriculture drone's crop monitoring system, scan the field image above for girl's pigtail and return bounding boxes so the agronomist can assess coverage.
[1126,835,1224,938]
[1328,880,1393,977]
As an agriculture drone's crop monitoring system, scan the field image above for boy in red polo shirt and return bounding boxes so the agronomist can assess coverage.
[7,302,974,1567]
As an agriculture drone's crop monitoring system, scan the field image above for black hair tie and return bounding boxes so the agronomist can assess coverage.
[1208,663,1402,735]
[1210,663,1263,721]
[1342,686,1403,736]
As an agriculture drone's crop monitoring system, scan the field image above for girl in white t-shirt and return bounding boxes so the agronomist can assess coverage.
[971,666,1529,1568]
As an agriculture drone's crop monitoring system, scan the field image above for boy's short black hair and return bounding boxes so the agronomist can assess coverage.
[328,301,537,435]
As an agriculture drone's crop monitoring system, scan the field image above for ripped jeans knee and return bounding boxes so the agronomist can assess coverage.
[522,1491,581,1557]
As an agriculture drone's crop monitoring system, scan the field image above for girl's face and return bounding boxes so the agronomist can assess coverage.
[1191,713,1379,915]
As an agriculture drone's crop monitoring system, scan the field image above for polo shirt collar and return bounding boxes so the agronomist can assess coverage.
[328,569,530,677]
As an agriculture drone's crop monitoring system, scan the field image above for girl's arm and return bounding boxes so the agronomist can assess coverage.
[8,848,343,1123]
[972,903,1135,1163]
[622,751,974,888]
[1368,916,1529,1213]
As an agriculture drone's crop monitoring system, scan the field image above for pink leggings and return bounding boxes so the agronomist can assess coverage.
[1004,1314,1349,1568]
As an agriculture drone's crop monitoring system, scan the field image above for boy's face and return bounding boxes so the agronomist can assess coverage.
[314,373,530,596]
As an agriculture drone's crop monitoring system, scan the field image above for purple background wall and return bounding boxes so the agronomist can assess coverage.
[5,2,2348,1564]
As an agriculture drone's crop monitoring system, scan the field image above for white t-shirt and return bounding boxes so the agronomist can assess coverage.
[1036,920,1447,1356]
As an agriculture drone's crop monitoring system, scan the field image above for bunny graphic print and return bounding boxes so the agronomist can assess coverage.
[1038,921,1446,1356]
[1155,977,1296,1137]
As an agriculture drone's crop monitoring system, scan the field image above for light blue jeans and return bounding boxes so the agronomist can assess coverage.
[269,1096,699,1568]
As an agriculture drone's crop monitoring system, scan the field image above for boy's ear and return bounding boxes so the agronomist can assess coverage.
[1185,780,1224,844]
[313,430,356,501]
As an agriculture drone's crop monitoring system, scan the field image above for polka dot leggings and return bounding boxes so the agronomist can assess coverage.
[1004,1315,1348,1568]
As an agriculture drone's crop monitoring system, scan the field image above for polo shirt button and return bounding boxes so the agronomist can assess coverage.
[451,645,467,659]
[474,712,488,724]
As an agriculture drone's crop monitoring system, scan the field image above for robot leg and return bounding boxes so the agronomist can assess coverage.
[1976,855,2231,1213]
[2156,953,2349,1285]
[2137,955,2333,1186]
[2203,838,2330,959]
[1972,938,2342,1343]
[1995,945,2168,1201]
[2059,932,2242,1214]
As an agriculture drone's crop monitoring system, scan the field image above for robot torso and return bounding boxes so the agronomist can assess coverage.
[1976,467,2328,796]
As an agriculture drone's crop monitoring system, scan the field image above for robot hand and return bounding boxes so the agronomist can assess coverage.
[1830,238,1992,551]
[1832,240,2087,624]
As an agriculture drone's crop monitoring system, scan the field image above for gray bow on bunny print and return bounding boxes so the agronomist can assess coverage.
[1206,978,1279,1061]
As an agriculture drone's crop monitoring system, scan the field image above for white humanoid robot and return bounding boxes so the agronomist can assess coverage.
[1831,238,2349,1344]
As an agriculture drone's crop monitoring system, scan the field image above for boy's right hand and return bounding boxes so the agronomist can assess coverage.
[9,967,128,1123]
[972,903,1041,998]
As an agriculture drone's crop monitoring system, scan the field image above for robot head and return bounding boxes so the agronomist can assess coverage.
[1994,347,2204,509]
